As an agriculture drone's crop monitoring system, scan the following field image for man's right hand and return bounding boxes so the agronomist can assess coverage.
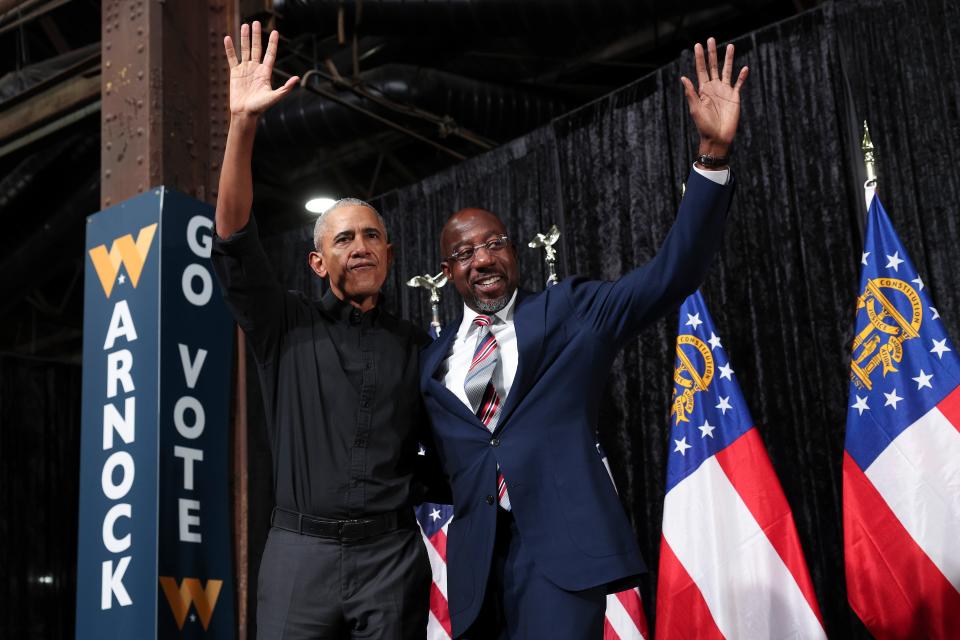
[223,21,298,118]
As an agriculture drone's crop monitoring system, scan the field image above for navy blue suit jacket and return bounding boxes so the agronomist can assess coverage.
[420,169,734,636]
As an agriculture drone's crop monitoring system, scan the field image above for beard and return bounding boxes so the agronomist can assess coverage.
[474,292,512,313]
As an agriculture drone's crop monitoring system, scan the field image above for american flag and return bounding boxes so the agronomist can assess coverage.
[843,195,960,637]
[416,501,455,638]
[657,290,825,639]
[415,328,648,638]
[414,486,649,639]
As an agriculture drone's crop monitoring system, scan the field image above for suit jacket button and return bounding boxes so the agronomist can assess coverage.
[485,495,495,505]
[490,437,500,447]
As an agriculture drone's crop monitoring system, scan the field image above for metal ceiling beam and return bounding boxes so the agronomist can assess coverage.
[100,0,236,207]
[0,0,73,36]
[0,68,99,141]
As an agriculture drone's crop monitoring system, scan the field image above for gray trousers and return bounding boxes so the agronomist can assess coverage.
[256,525,431,640]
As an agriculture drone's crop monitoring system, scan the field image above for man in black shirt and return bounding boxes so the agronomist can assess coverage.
[212,22,435,639]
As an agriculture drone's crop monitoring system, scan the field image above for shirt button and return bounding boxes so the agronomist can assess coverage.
[490,438,500,447]
[485,495,495,505]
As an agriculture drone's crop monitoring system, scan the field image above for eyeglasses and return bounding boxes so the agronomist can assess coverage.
[445,235,510,265]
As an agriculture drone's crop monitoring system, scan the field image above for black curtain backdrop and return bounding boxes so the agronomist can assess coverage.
[246,2,960,636]
[0,355,81,638]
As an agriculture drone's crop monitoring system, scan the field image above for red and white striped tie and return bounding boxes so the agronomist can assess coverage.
[464,314,511,510]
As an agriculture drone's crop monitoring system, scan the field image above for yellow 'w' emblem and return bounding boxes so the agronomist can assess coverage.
[88,223,158,297]
[159,576,223,631]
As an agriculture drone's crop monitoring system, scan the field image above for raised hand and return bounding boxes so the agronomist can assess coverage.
[223,21,299,117]
[681,37,749,158]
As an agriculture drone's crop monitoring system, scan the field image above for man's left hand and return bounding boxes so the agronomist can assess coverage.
[681,37,749,158]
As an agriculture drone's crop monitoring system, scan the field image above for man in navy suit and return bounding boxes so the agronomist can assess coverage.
[420,38,748,638]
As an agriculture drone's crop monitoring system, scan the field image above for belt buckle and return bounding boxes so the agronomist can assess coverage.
[340,518,368,541]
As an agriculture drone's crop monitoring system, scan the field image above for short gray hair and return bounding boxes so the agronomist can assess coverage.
[312,197,386,251]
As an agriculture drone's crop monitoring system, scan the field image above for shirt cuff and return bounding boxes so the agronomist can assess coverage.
[692,163,731,186]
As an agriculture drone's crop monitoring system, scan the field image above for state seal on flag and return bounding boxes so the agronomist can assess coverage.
[851,277,923,391]
[671,334,715,424]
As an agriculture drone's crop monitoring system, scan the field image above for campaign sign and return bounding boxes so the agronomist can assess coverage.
[76,188,235,639]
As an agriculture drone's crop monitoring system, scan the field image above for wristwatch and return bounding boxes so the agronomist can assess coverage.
[695,153,730,169]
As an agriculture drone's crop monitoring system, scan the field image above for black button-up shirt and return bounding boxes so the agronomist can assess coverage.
[212,218,433,518]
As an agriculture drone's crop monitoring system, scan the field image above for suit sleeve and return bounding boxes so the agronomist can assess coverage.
[211,215,287,363]
[412,403,454,505]
[568,168,734,346]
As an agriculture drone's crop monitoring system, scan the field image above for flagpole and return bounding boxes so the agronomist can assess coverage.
[862,121,877,209]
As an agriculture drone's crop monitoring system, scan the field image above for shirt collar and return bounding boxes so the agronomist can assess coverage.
[321,288,381,325]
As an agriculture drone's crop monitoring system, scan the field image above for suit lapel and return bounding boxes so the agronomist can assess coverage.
[423,313,491,431]
[423,315,459,381]
[495,289,545,431]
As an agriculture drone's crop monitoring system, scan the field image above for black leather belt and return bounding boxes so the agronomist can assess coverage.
[271,506,415,541]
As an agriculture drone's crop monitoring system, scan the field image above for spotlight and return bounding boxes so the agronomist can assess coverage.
[305,197,336,214]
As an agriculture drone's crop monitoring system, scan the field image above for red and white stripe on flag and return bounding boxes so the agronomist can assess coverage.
[657,428,826,639]
[604,587,649,640]
[420,514,453,639]
[843,385,960,637]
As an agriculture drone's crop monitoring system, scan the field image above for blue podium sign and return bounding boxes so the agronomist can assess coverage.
[76,188,235,639]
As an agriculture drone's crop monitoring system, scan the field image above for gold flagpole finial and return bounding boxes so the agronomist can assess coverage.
[862,121,877,186]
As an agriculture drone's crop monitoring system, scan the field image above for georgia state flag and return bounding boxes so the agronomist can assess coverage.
[657,290,825,639]
[843,195,960,638]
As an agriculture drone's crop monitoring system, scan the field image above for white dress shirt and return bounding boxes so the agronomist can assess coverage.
[441,290,519,407]
[440,165,728,407]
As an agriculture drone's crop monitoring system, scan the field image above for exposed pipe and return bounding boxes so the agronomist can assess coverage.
[273,67,467,160]
[274,0,657,38]
[258,64,568,152]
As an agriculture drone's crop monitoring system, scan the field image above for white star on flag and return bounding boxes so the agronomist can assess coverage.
[851,395,870,416]
[418,444,426,456]
[685,313,703,330]
[716,396,732,414]
[883,388,903,410]
[429,508,442,522]
[930,338,951,359]
[930,307,940,320]
[911,276,924,291]
[698,420,715,438]
[118,273,126,284]
[718,362,734,381]
[674,437,692,456]
[912,370,933,390]
[885,251,904,271]
[861,251,870,266]
[708,332,722,350]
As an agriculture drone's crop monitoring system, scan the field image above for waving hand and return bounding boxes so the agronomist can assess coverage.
[681,37,749,158]
[223,21,298,117]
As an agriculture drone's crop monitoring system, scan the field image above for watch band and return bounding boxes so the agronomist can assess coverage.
[696,153,730,169]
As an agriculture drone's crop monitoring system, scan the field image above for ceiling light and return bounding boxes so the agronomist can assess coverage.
[305,197,336,214]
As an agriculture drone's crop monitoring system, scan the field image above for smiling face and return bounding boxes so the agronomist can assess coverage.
[308,204,392,311]
[440,208,519,314]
